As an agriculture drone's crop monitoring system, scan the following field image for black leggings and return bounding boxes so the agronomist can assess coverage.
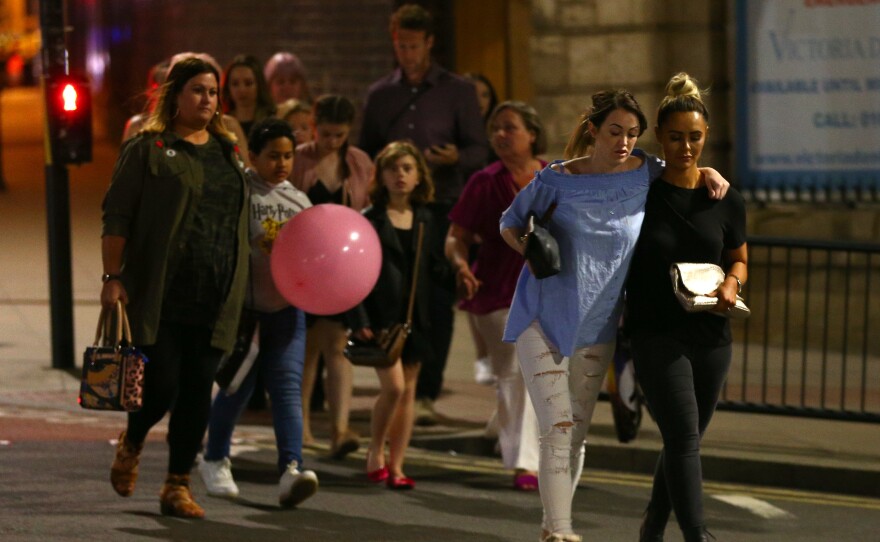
[125,321,222,475]
[631,331,731,532]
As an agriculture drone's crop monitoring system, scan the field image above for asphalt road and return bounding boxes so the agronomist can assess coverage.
[1,407,879,542]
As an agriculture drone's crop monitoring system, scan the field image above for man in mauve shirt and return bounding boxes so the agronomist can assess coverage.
[360,4,488,424]
[360,5,487,202]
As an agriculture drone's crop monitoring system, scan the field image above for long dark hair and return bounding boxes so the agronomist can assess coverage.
[222,54,276,121]
[463,72,498,124]
[563,90,647,159]
[313,94,356,181]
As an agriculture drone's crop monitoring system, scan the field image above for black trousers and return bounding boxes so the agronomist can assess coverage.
[631,330,731,532]
[416,201,456,401]
[126,321,223,475]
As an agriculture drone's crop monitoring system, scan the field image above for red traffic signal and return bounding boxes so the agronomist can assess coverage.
[62,84,79,112]
[45,75,92,164]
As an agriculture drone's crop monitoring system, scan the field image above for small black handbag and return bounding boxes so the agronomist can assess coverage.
[343,334,396,368]
[521,203,560,279]
[344,223,424,368]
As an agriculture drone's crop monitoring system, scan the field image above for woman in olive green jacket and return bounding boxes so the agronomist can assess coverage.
[101,57,249,519]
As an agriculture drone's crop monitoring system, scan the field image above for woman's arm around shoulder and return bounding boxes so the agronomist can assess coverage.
[700,167,729,200]
[643,151,729,200]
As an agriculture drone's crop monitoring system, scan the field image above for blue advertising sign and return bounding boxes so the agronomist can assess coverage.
[736,0,880,199]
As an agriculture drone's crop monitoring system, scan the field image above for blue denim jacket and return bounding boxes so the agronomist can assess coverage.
[500,149,664,356]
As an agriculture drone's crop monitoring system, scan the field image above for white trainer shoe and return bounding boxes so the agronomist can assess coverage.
[474,356,496,386]
[197,457,239,498]
[278,461,318,508]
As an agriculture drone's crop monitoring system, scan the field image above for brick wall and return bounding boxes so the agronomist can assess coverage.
[76,0,734,189]
[77,0,399,141]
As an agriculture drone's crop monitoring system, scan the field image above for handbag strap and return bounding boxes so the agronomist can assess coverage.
[404,222,425,326]
[539,202,557,225]
[94,300,133,347]
[661,195,699,234]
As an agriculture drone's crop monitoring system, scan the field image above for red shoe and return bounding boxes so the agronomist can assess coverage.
[367,466,389,483]
[386,476,415,490]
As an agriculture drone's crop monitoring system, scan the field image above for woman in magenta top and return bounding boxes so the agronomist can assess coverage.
[446,101,545,490]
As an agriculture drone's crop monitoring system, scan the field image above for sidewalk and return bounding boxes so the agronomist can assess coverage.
[0,87,877,499]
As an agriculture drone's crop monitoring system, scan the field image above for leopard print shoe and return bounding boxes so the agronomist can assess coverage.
[160,474,205,519]
[110,430,143,497]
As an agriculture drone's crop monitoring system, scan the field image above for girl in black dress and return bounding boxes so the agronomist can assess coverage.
[349,141,439,490]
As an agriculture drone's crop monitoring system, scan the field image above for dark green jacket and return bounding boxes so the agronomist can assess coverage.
[102,130,249,353]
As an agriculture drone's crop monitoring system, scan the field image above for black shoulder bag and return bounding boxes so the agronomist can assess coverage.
[520,203,560,279]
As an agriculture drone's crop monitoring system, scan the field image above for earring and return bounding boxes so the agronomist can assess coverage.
[172,107,179,120]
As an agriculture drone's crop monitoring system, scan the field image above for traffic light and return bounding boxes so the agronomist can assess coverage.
[45,74,92,164]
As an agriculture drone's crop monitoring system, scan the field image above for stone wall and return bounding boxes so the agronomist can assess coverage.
[526,0,880,241]
[529,0,730,172]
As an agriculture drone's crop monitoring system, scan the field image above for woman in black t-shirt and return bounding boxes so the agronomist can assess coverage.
[625,73,748,542]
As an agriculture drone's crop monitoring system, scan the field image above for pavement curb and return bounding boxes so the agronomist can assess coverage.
[410,430,880,499]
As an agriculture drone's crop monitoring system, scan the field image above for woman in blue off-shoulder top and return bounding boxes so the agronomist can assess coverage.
[499,89,729,542]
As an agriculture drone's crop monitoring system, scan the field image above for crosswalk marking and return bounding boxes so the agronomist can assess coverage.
[713,494,795,519]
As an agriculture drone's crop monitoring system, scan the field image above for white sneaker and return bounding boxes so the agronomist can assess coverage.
[474,357,496,386]
[278,461,318,508]
[197,457,239,498]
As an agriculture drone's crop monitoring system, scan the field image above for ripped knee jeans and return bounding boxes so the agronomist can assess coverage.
[516,321,614,535]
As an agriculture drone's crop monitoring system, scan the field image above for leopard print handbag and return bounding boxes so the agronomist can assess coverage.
[79,300,148,411]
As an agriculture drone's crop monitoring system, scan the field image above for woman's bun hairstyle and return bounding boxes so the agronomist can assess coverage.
[657,72,709,127]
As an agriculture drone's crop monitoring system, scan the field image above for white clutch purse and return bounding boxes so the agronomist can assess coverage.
[669,263,750,320]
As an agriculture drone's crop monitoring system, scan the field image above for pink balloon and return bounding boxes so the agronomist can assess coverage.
[270,204,381,315]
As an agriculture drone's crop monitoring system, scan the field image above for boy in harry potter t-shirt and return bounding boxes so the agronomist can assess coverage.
[200,118,318,508]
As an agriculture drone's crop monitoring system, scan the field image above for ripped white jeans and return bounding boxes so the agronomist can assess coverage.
[516,321,614,535]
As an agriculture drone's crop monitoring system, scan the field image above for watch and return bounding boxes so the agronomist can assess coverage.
[101,273,122,283]
[727,273,743,294]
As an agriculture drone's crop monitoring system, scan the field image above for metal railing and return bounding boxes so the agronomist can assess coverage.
[721,236,880,422]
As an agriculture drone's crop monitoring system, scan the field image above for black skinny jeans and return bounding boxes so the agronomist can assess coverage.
[631,331,732,532]
[125,321,223,475]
